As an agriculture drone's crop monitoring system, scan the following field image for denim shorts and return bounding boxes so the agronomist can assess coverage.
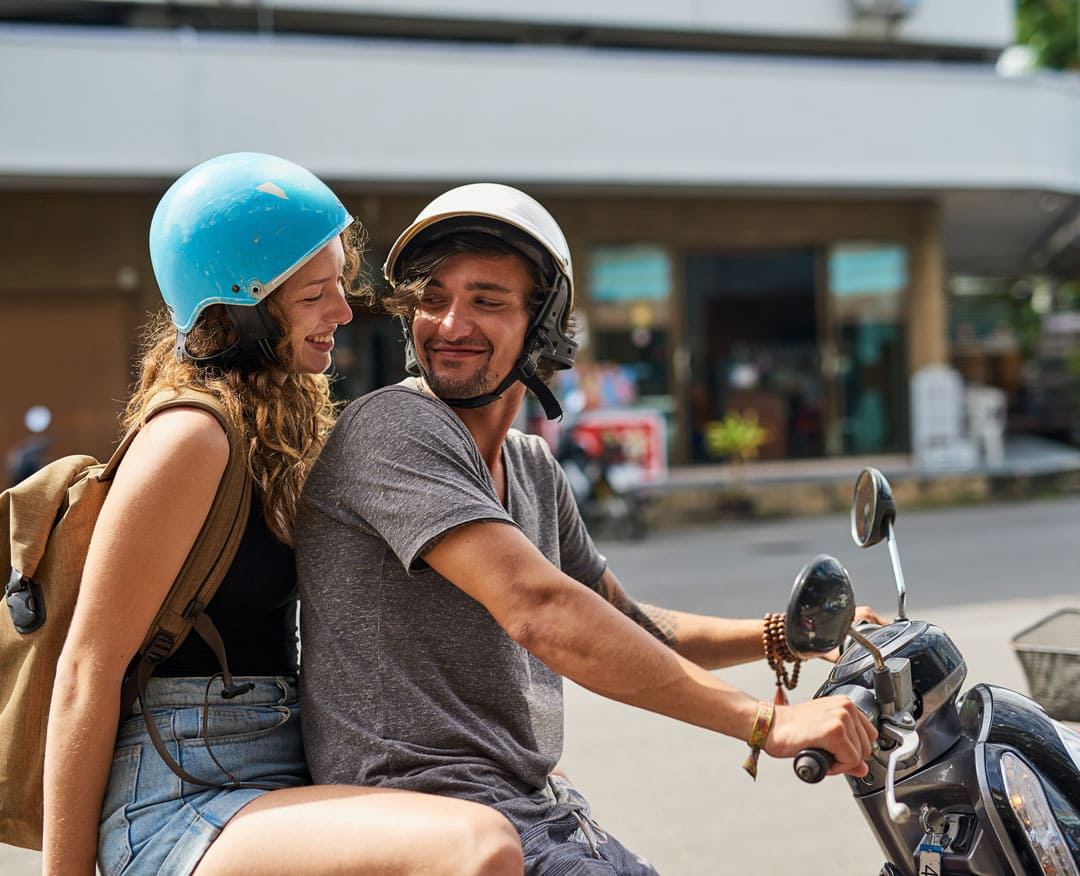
[98,675,310,876]
[518,776,660,876]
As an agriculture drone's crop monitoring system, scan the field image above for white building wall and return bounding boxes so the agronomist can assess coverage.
[2,24,1077,193]
[77,0,1015,50]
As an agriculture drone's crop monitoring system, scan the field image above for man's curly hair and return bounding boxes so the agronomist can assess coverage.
[374,231,573,383]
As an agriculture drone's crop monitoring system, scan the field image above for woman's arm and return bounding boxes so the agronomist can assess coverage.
[42,408,228,876]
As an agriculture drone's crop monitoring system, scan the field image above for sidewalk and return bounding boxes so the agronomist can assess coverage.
[641,433,1080,529]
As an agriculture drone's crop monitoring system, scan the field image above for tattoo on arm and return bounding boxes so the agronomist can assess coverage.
[592,573,680,647]
[636,603,680,646]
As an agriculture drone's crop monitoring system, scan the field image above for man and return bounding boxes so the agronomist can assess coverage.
[296,184,877,873]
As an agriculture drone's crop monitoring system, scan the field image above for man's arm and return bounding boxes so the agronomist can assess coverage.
[424,521,875,776]
[592,568,887,670]
[591,568,763,670]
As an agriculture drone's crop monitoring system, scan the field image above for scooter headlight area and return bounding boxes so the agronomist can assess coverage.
[999,751,1080,876]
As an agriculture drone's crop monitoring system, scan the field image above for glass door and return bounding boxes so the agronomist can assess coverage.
[684,249,820,462]
[822,244,910,455]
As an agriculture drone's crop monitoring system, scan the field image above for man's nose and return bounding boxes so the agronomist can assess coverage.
[437,299,473,339]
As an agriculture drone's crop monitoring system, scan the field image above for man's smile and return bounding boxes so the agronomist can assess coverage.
[425,340,492,363]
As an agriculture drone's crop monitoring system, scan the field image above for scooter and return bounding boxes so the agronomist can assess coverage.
[783,467,1080,876]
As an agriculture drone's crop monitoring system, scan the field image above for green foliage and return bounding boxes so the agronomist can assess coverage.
[704,411,768,465]
[1017,0,1080,70]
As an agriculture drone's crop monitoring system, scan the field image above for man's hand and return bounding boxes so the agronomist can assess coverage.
[764,696,877,778]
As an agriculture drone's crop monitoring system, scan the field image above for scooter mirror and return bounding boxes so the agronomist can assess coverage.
[784,554,857,657]
[851,467,897,549]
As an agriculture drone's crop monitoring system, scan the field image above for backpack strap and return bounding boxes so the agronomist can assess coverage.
[124,612,274,791]
[129,388,284,790]
[117,388,252,714]
[114,388,278,790]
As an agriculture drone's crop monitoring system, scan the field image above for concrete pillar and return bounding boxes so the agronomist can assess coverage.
[907,202,948,370]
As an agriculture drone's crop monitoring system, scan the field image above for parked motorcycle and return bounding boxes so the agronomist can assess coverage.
[784,467,1080,876]
[555,419,647,541]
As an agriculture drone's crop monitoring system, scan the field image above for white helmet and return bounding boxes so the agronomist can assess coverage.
[384,183,577,419]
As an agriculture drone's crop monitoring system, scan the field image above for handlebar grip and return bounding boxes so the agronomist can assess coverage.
[793,749,833,784]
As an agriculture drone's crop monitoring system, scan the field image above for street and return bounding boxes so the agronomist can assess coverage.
[4,495,1078,874]
[592,493,1080,617]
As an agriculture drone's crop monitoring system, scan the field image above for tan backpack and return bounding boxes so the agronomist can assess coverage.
[0,388,252,850]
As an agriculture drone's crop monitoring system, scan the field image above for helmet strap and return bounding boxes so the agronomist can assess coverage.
[175,301,282,370]
[398,277,575,421]
[400,317,565,420]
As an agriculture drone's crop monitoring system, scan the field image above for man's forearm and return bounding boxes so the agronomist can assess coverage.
[516,578,761,740]
[593,568,763,669]
[426,523,761,740]
[591,572,680,646]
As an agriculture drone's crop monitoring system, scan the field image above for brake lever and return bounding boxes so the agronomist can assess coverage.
[880,717,920,823]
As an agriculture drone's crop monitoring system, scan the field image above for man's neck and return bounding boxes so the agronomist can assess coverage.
[418,378,526,472]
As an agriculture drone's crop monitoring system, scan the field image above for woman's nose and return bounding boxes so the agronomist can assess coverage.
[329,284,354,325]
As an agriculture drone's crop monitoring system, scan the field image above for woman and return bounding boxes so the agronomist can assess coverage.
[42,153,523,876]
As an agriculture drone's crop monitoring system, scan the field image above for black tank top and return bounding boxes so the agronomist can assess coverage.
[158,490,299,677]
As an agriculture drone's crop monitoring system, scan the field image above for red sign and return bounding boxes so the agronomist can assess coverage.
[572,409,667,483]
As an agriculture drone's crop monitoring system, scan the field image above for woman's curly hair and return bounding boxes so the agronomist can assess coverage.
[123,226,367,544]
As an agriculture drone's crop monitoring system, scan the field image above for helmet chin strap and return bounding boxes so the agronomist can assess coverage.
[437,363,563,421]
[400,318,565,420]
[175,302,282,370]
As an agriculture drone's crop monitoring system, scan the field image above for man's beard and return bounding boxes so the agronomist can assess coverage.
[421,342,498,400]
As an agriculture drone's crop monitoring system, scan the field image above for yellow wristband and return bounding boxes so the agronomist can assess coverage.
[741,700,775,780]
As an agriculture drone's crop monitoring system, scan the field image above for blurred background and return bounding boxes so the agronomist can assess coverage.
[2,0,1079,486]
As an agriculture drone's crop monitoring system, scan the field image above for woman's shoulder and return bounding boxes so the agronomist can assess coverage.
[133,405,230,472]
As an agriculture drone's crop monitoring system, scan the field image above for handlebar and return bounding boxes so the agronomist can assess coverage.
[792,684,881,785]
[793,749,832,783]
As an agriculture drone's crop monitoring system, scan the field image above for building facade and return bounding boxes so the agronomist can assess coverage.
[2,0,1078,473]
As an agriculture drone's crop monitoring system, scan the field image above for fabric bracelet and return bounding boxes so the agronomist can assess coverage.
[741,699,775,780]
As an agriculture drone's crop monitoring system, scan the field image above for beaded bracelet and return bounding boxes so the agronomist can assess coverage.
[741,699,775,780]
[763,611,801,700]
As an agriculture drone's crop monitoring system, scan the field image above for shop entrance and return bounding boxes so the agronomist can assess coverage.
[685,249,823,462]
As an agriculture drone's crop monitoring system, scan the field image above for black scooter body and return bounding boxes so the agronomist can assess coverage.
[788,468,1080,876]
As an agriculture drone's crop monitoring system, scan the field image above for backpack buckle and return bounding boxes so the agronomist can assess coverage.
[5,569,45,634]
[220,680,257,699]
[144,630,175,664]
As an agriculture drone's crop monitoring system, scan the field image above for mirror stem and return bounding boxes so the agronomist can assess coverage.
[847,626,887,673]
[885,520,908,620]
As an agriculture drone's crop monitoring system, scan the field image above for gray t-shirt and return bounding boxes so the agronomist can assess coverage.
[295,382,606,825]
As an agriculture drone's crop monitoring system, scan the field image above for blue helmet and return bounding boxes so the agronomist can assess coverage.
[150,152,353,360]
